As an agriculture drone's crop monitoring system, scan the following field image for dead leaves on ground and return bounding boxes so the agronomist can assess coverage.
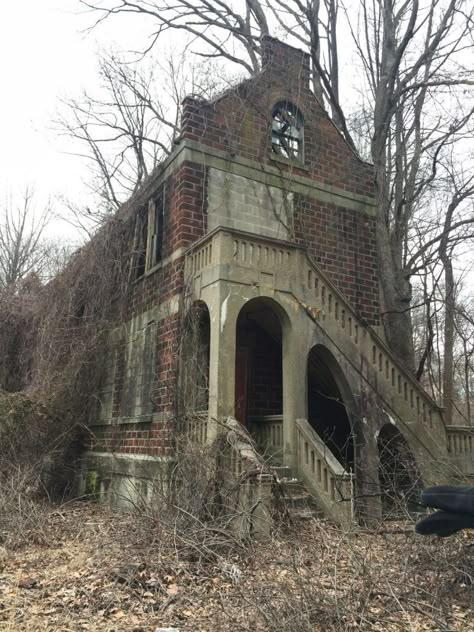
[0,503,472,631]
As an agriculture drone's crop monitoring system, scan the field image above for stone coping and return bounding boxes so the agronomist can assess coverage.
[145,139,377,216]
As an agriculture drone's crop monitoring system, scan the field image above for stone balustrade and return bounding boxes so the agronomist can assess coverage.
[186,227,447,458]
[446,426,474,476]
[296,418,353,525]
[248,415,283,461]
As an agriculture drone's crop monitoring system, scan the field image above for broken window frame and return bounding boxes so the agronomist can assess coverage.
[271,101,304,162]
[146,186,165,270]
[130,185,166,283]
[130,205,148,281]
[121,319,156,420]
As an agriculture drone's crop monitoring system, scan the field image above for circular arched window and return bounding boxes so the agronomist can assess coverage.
[271,101,304,162]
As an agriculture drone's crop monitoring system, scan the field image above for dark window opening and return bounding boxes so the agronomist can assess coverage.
[271,101,303,162]
[147,187,165,269]
[132,205,148,280]
[307,347,354,470]
[131,185,166,282]
[235,298,284,462]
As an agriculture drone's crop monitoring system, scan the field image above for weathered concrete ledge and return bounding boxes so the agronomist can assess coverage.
[78,451,173,510]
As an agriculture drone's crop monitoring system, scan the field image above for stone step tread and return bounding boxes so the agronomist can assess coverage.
[288,509,323,520]
[279,482,307,496]
[270,465,294,479]
[284,492,315,501]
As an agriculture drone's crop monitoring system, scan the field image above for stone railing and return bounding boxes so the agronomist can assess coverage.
[186,227,293,278]
[223,416,269,478]
[189,239,213,275]
[446,426,474,476]
[220,416,274,537]
[186,228,447,457]
[183,410,208,444]
[248,415,283,461]
[298,254,444,447]
[296,418,353,525]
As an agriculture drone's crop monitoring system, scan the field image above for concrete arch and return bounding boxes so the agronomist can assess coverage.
[306,344,357,470]
[377,422,422,517]
[307,344,357,412]
[235,296,290,428]
[236,295,292,333]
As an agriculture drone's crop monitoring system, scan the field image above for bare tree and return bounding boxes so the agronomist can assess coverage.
[454,298,474,425]
[75,0,474,380]
[80,0,267,74]
[57,49,225,220]
[0,187,52,290]
[348,1,474,368]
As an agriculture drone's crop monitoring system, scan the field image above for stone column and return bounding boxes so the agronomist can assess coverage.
[206,283,240,441]
[282,324,308,469]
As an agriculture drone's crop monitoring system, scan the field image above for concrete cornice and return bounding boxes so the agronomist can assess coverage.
[155,139,377,216]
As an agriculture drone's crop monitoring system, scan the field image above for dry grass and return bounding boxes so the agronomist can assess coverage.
[0,501,472,631]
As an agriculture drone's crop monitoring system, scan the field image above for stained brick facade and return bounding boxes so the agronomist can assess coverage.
[293,197,379,324]
[84,36,385,494]
[180,37,379,324]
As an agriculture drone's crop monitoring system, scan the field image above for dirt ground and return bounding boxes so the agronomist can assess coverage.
[0,502,472,631]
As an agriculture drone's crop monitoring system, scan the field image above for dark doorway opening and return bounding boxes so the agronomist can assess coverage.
[235,298,283,422]
[378,424,421,518]
[235,298,283,459]
[307,346,354,470]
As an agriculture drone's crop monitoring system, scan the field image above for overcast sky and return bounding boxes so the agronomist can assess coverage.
[0,0,153,233]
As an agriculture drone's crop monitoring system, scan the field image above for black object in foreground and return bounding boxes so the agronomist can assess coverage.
[415,485,474,537]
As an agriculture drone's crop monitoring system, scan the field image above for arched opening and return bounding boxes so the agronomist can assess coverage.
[179,301,210,438]
[271,101,304,162]
[377,424,421,518]
[307,345,354,470]
[235,297,287,461]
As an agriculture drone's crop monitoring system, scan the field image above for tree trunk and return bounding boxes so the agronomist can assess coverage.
[376,213,415,370]
[463,340,471,425]
[442,253,455,425]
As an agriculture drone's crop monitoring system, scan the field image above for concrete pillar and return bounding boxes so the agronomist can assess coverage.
[282,326,308,468]
[354,390,383,524]
[206,285,239,440]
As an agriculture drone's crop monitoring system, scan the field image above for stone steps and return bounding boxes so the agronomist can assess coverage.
[271,465,322,520]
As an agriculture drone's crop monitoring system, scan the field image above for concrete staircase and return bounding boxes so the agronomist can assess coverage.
[249,418,354,524]
[271,464,325,521]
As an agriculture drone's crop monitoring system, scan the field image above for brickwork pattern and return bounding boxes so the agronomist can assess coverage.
[92,312,180,457]
[90,161,207,457]
[294,196,379,325]
[181,38,374,198]
[88,36,381,463]
[180,38,379,324]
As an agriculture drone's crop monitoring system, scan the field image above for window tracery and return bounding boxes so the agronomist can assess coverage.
[271,102,303,161]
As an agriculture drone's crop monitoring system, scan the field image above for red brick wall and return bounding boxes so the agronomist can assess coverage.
[92,311,180,457]
[91,420,173,457]
[89,37,381,460]
[180,39,373,198]
[180,38,379,324]
[90,161,208,458]
[294,196,379,325]
[165,162,207,254]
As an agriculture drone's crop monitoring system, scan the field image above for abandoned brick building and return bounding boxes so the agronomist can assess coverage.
[79,37,474,522]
